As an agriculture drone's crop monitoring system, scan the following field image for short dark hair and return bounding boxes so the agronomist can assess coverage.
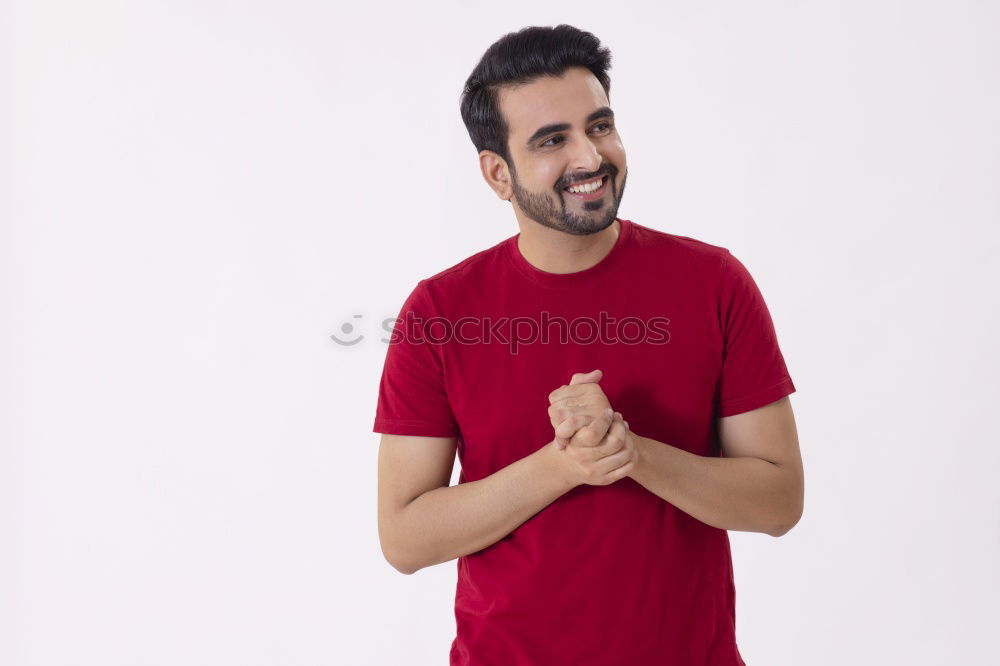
[459,25,613,167]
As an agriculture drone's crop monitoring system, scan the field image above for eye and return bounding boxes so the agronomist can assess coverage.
[540,122,614,148]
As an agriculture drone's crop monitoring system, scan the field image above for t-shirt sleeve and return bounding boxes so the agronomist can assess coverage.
[715,250,796,417]
[372,279,461,438]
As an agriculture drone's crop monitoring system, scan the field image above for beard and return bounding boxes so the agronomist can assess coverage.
[510,162,628,237]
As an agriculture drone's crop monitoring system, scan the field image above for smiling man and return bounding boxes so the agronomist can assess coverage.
[374,24,802,666]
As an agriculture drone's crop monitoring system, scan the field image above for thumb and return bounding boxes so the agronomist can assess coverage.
[569,369,602,386]
[585,407,614,438]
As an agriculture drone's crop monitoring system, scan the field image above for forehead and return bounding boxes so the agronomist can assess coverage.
[498,66,610,140]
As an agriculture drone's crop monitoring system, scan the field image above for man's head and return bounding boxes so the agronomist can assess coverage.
[460,25,628,236]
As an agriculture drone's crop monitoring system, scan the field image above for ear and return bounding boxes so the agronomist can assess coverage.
[479,150,513,201]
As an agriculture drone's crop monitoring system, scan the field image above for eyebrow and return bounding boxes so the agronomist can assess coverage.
[525,107,615,147]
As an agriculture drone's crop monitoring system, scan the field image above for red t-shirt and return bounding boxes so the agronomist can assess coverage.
[373,217,795,665]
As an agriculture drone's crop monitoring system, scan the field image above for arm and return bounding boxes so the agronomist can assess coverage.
[377,433,575,575]
[627,396,803,537]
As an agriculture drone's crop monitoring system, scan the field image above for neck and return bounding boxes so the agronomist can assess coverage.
[515,218,621,275]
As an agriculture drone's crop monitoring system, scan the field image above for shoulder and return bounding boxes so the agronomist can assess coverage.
[388,234,513,319]
[629,220,728,256]
[627,219,732,274]
[412,235,512,305]
[424,236,509,284]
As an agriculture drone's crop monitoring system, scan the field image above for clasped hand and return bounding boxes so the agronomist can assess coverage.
[547,369,640,486]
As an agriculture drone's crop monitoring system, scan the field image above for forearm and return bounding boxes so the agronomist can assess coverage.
[629,435,800,537]
[392,443,574,573]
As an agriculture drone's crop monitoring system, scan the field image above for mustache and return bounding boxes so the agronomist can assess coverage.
[559,167,616,189]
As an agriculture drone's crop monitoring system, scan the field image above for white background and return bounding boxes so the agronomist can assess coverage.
[3,1,999,664]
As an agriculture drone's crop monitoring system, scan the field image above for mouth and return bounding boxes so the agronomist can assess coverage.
[563,175,609,201]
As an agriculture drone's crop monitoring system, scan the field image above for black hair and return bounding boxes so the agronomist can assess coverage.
[459,25,613,168]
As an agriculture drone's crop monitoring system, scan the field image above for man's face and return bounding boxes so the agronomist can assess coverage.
[498,66,628,236]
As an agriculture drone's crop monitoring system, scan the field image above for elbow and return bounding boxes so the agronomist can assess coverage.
[767,506,803,538]
[378,499,444,575]
[768,476,804,537]
[382,549,420,575]
[379,509,422,574]
[380,541,421,575]
[767,523,793,538]
[379,533,428,575]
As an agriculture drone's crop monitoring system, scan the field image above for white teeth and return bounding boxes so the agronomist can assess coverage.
[567,177,604,194]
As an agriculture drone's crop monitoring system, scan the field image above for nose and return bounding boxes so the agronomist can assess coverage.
[568,132,603,176]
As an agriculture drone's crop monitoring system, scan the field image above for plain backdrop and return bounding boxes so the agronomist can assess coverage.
[3,1,999,664]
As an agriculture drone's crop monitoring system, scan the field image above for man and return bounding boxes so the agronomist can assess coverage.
[373,24,802,666]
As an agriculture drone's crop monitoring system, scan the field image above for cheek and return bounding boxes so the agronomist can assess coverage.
[534,162,566,190]
[606,141,626,170]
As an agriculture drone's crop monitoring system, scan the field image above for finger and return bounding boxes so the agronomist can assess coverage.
[549,386,606,411]
[596,445,633,477]
[596,416,627,456]
[551,388,605,407]
[549,384,585,404]
[577,407,614,446]
[604,455,637,483]
[549,397,581,414]
[548,402,568,426]
[569,369,602,386]
[595,422,631,471]
[549,370,602,402]
[555,414,590,440]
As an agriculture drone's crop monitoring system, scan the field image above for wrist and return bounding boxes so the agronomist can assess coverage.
[536,440,578,492]
[628,432,649,479]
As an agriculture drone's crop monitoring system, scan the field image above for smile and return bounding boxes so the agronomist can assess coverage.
[563,175,608,201]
